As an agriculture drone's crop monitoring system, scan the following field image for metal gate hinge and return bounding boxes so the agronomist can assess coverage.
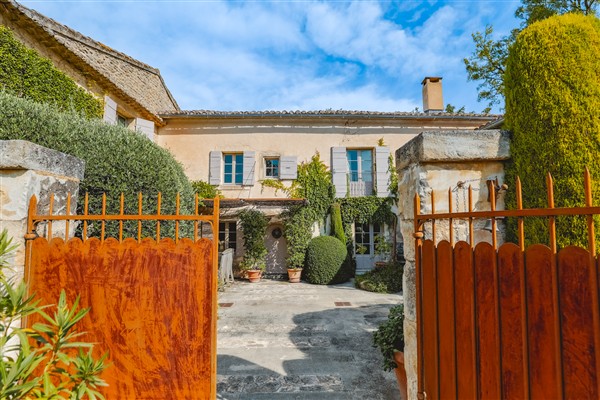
[417,392,427,399]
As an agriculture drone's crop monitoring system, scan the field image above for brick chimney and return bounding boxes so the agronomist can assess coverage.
[421,77,443,113]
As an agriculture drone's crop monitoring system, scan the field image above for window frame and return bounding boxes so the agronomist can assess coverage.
[218,221,237,251]
[223,153,244,185]
[347,149,374,183]
[264,157,280,179]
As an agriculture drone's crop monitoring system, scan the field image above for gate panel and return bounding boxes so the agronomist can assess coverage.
[421,239,439,399]
[526,244,561,399]
[436,240,457,398]
[453,241,477,399]
[498,243,527,399]
[28,236,214,399]
[559,246,599,398]
[474,242,501,399]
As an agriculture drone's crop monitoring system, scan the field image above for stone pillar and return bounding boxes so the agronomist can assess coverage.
[0,140,84,281]
[395,130,510,399]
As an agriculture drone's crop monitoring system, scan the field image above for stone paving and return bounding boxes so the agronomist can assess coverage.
[217,279,403,399]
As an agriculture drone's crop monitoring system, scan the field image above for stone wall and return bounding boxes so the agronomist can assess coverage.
[0,140,84,280]
[395,130,510,399]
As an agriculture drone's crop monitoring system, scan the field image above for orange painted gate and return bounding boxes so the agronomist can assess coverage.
[414,172,600,399]
[24,193,220,399]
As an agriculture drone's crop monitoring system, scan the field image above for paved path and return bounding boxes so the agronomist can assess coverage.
[217,279,402,399]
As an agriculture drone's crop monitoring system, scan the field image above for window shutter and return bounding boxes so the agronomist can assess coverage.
[103,95,117,125]
[280,156,297,180]
[134,118,154,140]
[209,151,222,185]
[375,146,391,197]
[331,147,348,198]
[243,151,256,186]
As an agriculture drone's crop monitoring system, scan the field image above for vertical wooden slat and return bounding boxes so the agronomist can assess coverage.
[584,168,595,256]
[175,193,180,243]
[454,241,477,399]
[489,180,497,250]
[559,246,599,399]
[498,243,527,398]
[422,239,439,399]
[414,194,425,399]
[210,196,220,398]
[474,242,501,399]
[527,244,561,398]
[448,188,454,246]
[83,192,89,241]
[137,193,142,243]
[119,193,124,243]
[101,193,106,242]
[431,191,436,244]
[194,194,199,242]
[48,193,54,240]
[489,182,503,398]
[437,240,456,398]
[65,193,71,241]
[468,186,474,248]
[516,177,525,252]
[546,173,564,398]
[156,192,162,241]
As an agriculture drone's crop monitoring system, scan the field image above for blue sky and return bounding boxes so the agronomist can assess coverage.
[20,0,520,113]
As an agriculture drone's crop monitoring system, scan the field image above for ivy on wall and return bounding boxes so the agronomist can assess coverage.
[0,26,103,119]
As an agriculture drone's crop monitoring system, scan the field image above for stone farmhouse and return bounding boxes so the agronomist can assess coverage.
[0,1,500,275]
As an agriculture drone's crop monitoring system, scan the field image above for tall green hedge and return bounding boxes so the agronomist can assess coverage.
[504,13,600,248]
[0,25,102,119]
[0,92,194,239]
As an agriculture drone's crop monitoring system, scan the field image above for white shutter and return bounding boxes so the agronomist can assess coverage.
[280,156,297,180]
[134,118,154,140]
[375,146,391,197]
[103,95,117,125]
[331,147,348,198]
[209,151,222,185]
[242,151,256,186]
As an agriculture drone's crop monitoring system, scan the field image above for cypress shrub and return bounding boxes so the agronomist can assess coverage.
[0,26,102,119]
[0,92,194,239]
[504,13,600,249]
[304,236,347,285]
[330,203,346,244]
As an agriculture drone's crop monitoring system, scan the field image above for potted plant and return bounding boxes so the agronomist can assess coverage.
[238,209,268,283]
[373,304,407,399]
[373,233,392,268]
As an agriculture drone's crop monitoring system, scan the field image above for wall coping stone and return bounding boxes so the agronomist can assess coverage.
[395,129,510,170]
[0,140,85,180]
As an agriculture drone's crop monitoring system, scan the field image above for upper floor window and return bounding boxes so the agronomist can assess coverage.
[347,149,373,183]
[265,157,280,178]
[224,153,243,184]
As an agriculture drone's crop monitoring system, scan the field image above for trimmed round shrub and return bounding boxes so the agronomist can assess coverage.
[0,92,194,239]
[304,236,347,285]
[504,13,600,249]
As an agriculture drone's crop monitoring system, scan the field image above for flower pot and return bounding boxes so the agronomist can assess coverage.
[247,270,262,283]
[287,269,302,283]
[374,261,388,269]
[393,350,408,400]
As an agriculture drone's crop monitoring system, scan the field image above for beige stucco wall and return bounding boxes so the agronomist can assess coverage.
[158,116,491,199]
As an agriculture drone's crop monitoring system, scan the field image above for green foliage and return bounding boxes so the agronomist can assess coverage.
[0,92,194,239]
[303,236,347,285]
[191,180,221,199]
[355,262,403,294]
[444,104,466,114]
[330,203,346,245]
[372,305,405,371]
[464,0,597,109]
[259,179,288,195]
[338,197,395,236]
[283,153,335,268]
[504,13,600,249]
[238,209,269,271]
[0,230,108,399]
[0,26,102,119]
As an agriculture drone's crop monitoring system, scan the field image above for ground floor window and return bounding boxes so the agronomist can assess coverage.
[354,222,382,255]
[219,221,237,251]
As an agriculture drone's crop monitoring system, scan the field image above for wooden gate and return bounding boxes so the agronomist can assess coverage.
[414,171,600,399]
[24,192,220,399]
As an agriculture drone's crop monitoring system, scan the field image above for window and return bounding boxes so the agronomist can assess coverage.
[224,153,243,184]
[265,157,280,178]
[117,114,132,128]
[347,149,373,183]
[219,222,237,251]
[354,222,382,255]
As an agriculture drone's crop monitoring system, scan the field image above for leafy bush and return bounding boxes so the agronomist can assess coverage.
[355,262,403,293]
[0,230,108,399]
[504,13,600,249]
[303,236,347,284]
[0,26,102,119]
[0,92,194,239]
[330,203,346,245]
[239,209,269,271]
[191,180,221,199]
[373,304,404,371]
[283,206,314,269]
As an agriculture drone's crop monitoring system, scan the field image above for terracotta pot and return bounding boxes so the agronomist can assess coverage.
[247,270,262,283]
[393,350,408,400]
[375,261,388,269]
[287,269,302,283]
